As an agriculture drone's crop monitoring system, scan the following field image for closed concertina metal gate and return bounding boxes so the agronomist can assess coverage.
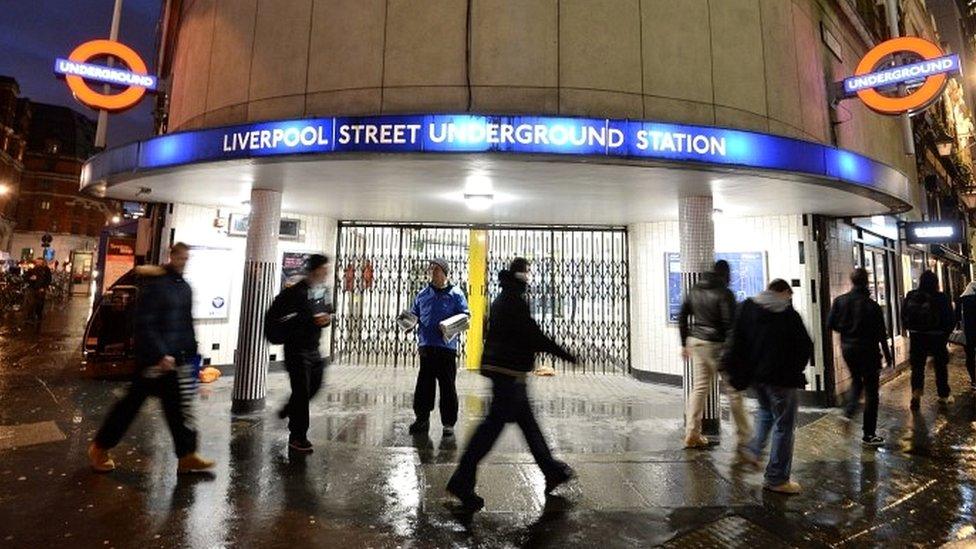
[331,222,629,374]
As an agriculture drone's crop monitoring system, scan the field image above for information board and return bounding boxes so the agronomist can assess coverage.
[184,246,232,319]
[666,252,768,323]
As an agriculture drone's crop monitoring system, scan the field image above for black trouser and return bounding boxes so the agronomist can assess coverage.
[909,332,950,398]
[283,347,325,441]
[413,346,458,426]
[965,342,976,384]
[30,289,45,322]
[841,345,881,437]
[449,375,563,492]
[94,366,197,457]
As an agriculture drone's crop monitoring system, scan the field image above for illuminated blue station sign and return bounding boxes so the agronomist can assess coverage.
[84,114,907,197]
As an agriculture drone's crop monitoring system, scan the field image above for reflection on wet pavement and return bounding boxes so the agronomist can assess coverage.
[1,300,976,547]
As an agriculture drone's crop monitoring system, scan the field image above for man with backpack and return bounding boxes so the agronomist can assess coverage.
[265,254,333,453]
[827,268,892,446]
[902,270,954,410]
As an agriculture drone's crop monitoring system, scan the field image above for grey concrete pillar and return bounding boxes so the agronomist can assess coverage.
[231,188,281,414]
[679,195,721,437]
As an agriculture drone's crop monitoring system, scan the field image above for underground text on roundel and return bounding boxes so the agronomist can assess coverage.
[218,117,729,158]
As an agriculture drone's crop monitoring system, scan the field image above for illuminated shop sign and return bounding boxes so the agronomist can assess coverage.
[839,37,961,115]
[139,114,872,181]
[904,221,963,244]
[54,39,157,111]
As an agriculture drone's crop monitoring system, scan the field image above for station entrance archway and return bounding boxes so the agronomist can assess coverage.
[332,222,630,374]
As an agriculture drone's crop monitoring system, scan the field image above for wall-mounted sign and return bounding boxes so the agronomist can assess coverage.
[228,213,303,240]
[54,39,157,111]
[121,114,905,194]
[840,37,961,115]
[183,245,232,319]
[666,252,768,323]
[904,221,963,244]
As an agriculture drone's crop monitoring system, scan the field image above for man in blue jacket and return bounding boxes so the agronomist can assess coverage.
[409,258,469,436]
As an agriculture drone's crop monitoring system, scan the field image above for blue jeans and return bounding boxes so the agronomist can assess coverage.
[747,383,798,486]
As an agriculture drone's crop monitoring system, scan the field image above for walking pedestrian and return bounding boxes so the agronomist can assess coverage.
[678,260,751,455]
[25,258,52,325]
[955,280,976,391]
[88,243,214,474]
[902,270,954,409]
[267,254,334,453]
[827,268,892,446]
[725,279,812,494]
[447,258,577,511]
[408,258,469,437]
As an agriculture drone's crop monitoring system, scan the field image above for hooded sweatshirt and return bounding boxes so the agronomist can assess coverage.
[722,290,812,389]
[480,270,575,376]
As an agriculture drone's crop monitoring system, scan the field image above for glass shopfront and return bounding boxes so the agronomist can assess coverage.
[851,225,899,354]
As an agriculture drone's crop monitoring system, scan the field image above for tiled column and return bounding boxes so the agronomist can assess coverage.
[680,196,721,437]
[231,188,281,414]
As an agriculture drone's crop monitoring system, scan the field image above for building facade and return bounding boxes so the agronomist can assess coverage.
[84,0,976,412]
[0,77,29,253]
[12,103,117,265]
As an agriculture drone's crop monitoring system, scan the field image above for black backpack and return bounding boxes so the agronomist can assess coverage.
[903,290,939,332]
[263,290,295,345]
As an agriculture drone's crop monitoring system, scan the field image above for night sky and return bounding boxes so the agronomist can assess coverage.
[0,0,162,148]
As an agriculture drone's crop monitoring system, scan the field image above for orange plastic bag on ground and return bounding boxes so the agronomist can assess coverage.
[198,366,221,383]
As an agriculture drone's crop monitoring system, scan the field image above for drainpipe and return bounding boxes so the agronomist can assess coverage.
[886,0,916,156]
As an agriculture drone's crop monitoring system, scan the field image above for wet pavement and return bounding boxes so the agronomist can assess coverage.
[2,300,976,547]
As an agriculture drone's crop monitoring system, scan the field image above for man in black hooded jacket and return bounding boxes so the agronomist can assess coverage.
[446,257,577,512]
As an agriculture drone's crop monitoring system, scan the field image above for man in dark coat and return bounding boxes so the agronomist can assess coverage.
[26,258,52,324]
[955,281,976,391]
[725,279,812,495]
[446,258,577,512]
[678,260,750,452]
[902,270,955,409]
[268,254,333,453]
[89,242,214,474]
[827,268,892,446]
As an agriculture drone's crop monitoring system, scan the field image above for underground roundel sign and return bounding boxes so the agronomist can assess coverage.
[843,37,961,115]
[54,40,157,111]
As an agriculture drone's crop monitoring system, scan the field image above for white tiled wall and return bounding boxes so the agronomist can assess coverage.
[628,215,825,389]
[162,203,338,366]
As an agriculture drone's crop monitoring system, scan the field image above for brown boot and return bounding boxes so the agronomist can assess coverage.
[88,443,115,473]
[177,453,215,474]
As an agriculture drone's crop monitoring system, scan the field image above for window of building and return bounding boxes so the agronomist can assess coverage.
[40,200,50,210]
[70,222,80,234]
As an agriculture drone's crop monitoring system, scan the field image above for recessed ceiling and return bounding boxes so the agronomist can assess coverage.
[94,154,905,225]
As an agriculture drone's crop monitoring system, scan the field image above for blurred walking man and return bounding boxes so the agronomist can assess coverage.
[267,254,334,453]
[447,258,577,511]
[678,260,751,454]
[827,268,892,446]
[725,279,812,495]
[408,258,469,436]
[902,270,954,409]
[88,243,214,474]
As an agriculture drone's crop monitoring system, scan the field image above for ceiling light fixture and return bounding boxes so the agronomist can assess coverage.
[463,173,495,211]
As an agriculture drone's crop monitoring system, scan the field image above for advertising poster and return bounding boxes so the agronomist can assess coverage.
[184,246,233,319]
[104,237,136,293]
[666,252,768,323]
[282,251,322,288]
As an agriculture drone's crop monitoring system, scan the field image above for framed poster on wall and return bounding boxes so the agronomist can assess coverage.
[282,251,324,288]
[184,245,233,319]
[666,251,768,323]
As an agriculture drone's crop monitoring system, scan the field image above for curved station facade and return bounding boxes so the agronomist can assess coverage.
[83,1,942,413]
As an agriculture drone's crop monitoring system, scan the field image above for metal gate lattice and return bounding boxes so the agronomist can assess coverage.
[332,223,629,374]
